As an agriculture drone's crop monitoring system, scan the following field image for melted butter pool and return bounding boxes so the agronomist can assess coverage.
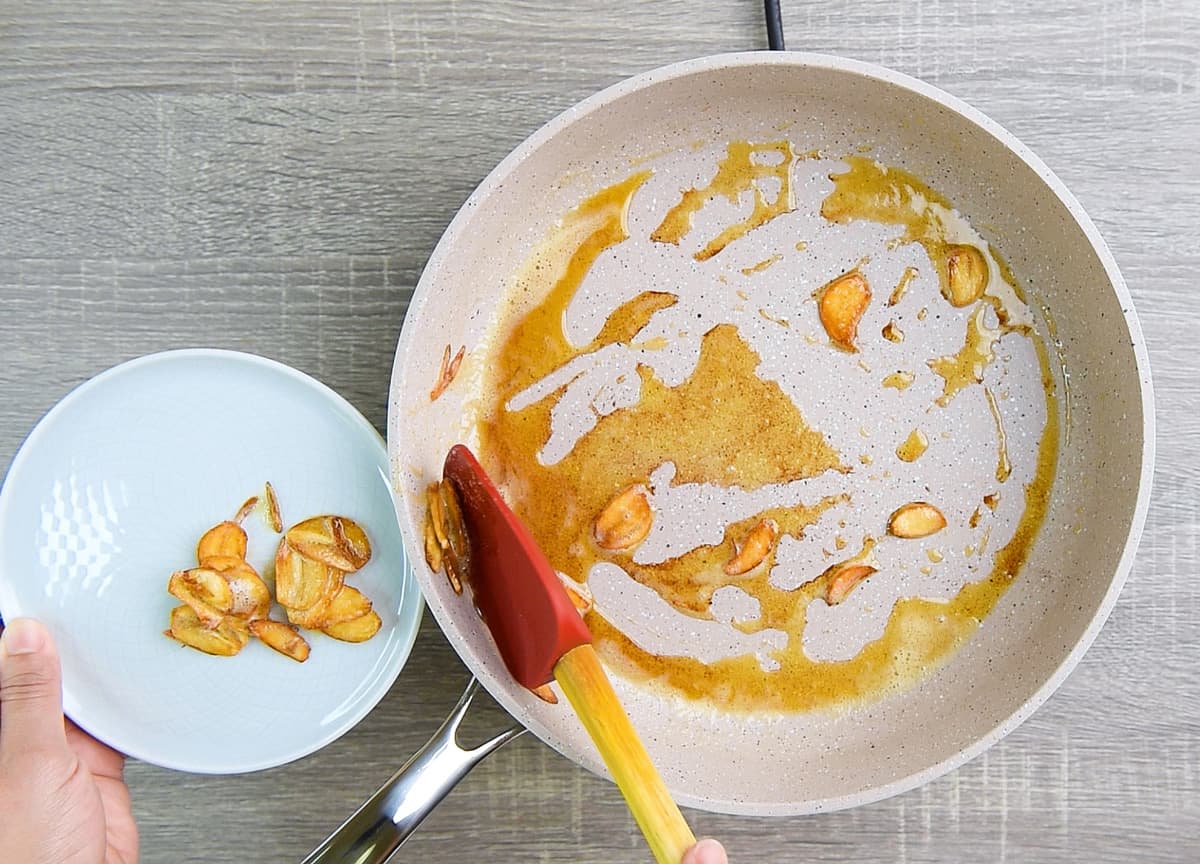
[471,145,1059,713]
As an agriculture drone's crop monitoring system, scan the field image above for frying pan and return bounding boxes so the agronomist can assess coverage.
[316,50,1153,859]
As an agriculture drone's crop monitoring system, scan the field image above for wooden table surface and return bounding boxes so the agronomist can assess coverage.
[1,1,1197,861]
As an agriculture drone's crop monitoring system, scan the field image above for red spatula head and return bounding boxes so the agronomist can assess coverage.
[442,444,591,691]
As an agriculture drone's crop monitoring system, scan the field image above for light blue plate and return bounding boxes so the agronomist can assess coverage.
[0,350,423,773]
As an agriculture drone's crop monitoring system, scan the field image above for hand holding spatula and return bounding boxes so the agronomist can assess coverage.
[442,444,697,864]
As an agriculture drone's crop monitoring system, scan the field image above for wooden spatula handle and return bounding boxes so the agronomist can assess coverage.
[554,644,696,864]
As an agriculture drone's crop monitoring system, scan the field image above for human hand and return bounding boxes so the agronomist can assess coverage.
[0,618,139,863]
[683,838,728,864]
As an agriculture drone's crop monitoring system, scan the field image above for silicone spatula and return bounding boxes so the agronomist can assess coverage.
[442,444,696,864]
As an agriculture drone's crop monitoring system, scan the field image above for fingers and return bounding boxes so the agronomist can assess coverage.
[66,720,125,781]
[682,838,728,864]
[0,618,68,759]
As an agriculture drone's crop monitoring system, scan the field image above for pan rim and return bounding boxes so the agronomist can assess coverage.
[388,50,1156,815]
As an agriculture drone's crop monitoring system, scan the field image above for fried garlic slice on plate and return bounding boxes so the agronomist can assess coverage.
[168,567,234,629]
[166,605,249,656]
[321,585,373,626]
[196,520,248,563]
[275,538,343,611]
[249,619,310,663]
[285,515,371,573]
[284,578,348,629]
[321,610,382,643]
[263,481,283,533]
[203,556,272,620]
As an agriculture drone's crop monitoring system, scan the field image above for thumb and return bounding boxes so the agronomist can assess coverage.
[682,839,728,864]
[0,618,68,759]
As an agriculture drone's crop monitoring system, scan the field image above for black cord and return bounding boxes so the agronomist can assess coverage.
[764,0,785,50]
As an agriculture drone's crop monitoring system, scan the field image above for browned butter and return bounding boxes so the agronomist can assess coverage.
[474,146,1059,713]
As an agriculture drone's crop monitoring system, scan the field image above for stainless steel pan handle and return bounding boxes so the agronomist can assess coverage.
[300,678,524,864]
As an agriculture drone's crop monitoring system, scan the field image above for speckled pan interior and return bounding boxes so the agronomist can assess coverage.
[386,53,1154,815]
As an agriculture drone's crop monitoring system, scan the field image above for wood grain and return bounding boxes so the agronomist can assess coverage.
[2,0,1198,861]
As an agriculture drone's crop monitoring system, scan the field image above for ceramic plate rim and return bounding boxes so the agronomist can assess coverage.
[0,348,425,774]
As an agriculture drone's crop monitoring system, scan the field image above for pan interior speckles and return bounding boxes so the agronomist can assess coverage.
[478,148,1055,716]
[387,53,1153,816]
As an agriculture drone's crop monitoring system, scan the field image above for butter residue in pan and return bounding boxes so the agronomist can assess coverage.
[472,143,1059,713]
